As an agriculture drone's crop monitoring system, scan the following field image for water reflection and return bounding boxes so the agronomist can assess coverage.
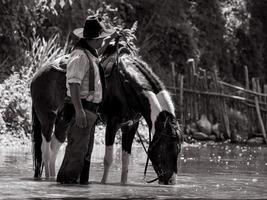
[0,143,266,199]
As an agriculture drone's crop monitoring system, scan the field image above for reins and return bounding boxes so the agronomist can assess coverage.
[136,130,161,183]
[135,116,174,184]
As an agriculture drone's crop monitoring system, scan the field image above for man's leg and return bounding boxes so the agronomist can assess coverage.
[80,125,95,184]
[56,110,97,184]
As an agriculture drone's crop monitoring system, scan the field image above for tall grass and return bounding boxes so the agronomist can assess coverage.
[0,35,66,143]
[22,34,67,79]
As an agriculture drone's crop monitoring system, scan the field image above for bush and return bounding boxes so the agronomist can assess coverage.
[0,72,31,136]
[0,35,65,141]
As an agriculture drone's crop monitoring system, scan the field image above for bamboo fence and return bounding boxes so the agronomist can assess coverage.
[168,59,267,143]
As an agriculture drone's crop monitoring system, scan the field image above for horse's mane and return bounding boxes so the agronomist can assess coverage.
[118,53,165,94]
[131,57,165,94]
[102,41,171,99]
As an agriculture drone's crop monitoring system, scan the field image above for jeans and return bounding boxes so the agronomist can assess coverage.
[57,108,98,184]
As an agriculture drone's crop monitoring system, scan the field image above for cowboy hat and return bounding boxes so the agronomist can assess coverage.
[73,15,115,39]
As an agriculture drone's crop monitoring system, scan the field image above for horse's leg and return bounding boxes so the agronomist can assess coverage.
[101,118,120,184]
[120,122,139,184]
[40,112,57,179]
[50,103,74,179]
[49,123,67,179]
[49,121,67,179]
[32,107,43,179]
[49,135,63,179]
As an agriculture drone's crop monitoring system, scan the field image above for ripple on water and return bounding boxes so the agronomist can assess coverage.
[0,143,266,199]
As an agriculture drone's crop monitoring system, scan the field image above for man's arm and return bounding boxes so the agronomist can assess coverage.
[69,83,87,128]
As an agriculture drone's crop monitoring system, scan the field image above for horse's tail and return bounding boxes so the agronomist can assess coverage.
[31,106,43,178]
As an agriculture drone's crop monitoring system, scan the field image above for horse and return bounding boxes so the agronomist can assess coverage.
[30,40,182,185]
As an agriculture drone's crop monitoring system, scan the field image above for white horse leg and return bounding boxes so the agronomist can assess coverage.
[101,145,113,184]
[49,134,63,179]
[41,135,51,179]
[121,150,130,184]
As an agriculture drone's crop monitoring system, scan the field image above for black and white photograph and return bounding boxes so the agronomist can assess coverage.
[0,0,267,199]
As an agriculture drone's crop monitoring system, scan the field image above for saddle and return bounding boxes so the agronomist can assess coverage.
[51,54,69,73]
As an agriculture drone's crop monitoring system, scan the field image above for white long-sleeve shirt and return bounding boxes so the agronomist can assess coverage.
[66,49,102,103]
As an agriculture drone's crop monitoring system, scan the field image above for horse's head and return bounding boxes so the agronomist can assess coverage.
[148,111,181,185]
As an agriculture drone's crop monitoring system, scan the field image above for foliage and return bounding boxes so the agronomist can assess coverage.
[0,72,31,136]
[245,0,267,82]
[2,0,267,143]
[22,34,66,79]
[0,0,59,77]
[189,0,227,74]
[104,0,198,84]
[0,35,64,140]
[220,0,249,83]
[2,0,267,84]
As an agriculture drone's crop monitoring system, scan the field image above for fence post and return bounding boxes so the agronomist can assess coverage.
[171,62,176,96]
[194,73,199,121]
[264,84,267,141]
[244,65,249,89]
[179,75,184,125]
[252,78,267,143]
[213,69,231,140]
[203,69,208,117]
[187,59,194,122]
[199,68,206,117]
[189,59,199,120]
[244,66,252,139]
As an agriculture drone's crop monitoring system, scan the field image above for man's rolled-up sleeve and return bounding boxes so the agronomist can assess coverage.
[66,52,89,84]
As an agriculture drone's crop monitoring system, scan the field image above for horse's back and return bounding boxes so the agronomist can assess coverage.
[31,56,68,112]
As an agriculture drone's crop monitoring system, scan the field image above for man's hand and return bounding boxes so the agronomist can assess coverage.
[75,109,87,128]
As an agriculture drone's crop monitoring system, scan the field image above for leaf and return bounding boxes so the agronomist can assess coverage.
[131,21,138,33]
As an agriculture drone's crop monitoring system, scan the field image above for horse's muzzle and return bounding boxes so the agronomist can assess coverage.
[158,173,177,185]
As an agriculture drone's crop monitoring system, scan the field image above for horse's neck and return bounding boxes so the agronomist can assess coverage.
[142,90,175,136]
[155,90,175,115]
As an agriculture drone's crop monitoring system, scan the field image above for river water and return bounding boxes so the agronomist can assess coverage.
[0,142,266,199]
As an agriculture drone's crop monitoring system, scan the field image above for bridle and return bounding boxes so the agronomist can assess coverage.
[137,115,181,183]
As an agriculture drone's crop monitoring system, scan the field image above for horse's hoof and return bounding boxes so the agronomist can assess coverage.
[48,176,56,181]
[80,181,89,185]
[34,176,42,181]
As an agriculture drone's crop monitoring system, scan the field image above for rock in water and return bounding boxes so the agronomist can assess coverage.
[247,137,264,145]
[197,114,212,135]
[192,132,209,140]
[211,123,220,139]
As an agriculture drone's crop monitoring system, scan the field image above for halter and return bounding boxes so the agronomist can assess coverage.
[137,115,181,184]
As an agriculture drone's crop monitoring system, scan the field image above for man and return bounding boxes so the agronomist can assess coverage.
[57,15,117,184]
